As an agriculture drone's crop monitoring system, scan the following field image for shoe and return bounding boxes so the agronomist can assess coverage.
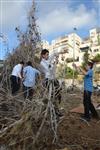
[96,104,100,109]
[56,115,64,123]
[80,116,90,122]
[56,111,64,118]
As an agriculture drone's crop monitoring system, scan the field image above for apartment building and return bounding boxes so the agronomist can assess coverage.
[51,33,82,64]
[90,28,100,45]
[51,35,69,63]
[89,28,100,57]
[80,28,100,54]
[41,40,50,50]
[42,28,100,67]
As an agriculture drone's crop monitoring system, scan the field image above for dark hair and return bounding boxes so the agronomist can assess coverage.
[88,61,94,69]
[41,49,49,56]
[20,61,24,65]
[26,61,32,66]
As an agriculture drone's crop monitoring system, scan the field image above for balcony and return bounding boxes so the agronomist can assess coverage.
[80,46,89,51]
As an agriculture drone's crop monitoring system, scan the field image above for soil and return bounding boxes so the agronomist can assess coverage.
[53,92,100,150]
[0,90,100,150]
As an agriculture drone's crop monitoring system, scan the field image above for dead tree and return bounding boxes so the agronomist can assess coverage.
[0,0,42,90]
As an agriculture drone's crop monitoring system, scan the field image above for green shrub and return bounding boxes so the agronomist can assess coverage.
[57,65,78,79]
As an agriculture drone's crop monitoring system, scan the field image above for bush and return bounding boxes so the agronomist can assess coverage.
[57,65,78,79]
[65,67,78,79]
[93,54,100,62]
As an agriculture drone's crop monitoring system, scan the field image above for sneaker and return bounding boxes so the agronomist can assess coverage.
[96,104,100,109]
[56,110,64,118]
[80,116,90,122]
[56,115,64,123]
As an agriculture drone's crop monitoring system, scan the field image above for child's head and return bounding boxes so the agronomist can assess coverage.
[20,61,24,66]
[26,61,32,66]
[86,61,94,70]
[41,49,49,60]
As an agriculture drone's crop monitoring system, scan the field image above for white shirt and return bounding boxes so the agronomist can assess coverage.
[40,53,58,79]
[11,64,22,78]
[23,66,40,87]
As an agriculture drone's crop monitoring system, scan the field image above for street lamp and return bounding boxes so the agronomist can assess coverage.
[72,27,77,87]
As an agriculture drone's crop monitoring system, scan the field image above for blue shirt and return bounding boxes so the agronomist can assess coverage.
[84,69,93,92]
[23,66,40,87]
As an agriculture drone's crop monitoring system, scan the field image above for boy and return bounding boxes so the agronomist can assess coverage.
[23,61,40,100]
[40,49,63,100]
[40,49,57,80]
[40,49,66,117]
[73,61,99,121]
[10,61,24,95]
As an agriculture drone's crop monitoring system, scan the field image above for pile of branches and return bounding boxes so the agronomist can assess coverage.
[0,84,60,150]
[0,1,63,149]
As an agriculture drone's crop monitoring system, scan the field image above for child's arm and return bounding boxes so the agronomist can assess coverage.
[78,67,87,75]
[73,63,87,75]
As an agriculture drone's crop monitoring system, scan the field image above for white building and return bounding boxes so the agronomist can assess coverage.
[42,28,100,68]
[90,28,100,45]
[41,40,50,50]
[51,33,82,64]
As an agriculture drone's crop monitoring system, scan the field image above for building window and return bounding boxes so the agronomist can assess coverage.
[94,49,99,52]
[76,42,80,46]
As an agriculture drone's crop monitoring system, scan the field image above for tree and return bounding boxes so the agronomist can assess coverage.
[97,34,100,45]
[93,54,100,62]
[82,51,89,69]
[83,51,89,63]
[1,0,41,89]
[57,64,78,79]
[7,1,41,66]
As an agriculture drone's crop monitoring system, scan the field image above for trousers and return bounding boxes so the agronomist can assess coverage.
[23,85,34,100]
[44,78,62,103]
[83,90,98,119]
[10,75,20,94]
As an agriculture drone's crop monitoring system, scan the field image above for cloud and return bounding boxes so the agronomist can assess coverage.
[0,0,99,43]
[92,0,100,6]
[37,3,97,38]
[92,0,100,18]
[0,0,32,32]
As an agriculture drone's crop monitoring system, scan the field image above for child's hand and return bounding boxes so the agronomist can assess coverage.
[72,63,77,69]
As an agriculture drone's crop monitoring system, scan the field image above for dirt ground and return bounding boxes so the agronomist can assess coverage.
[0,90,100,150]
[52,92,100,150]
[31,92,100,150]
[56,113,100,150]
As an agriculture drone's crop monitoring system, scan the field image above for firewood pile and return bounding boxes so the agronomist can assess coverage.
[0,1,47,149]
[0,2,63,149]
[0,75,64,150]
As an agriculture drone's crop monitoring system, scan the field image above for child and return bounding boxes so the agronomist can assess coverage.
[10,61,24,95]
[40,49,64,101]
[73,61,99,121]
[40,49,66,118]
[23,61,40,100]
[40,49,58,80]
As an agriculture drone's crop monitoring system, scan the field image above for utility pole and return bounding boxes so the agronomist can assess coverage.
[72,27,77,88]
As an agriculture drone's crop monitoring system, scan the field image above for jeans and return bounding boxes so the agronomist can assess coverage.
[83,90,98,119]
[23,85,34,100]
[44,78,61,103]
[10,75,20,94]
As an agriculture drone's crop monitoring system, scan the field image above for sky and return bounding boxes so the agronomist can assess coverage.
[0,0,100,59]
